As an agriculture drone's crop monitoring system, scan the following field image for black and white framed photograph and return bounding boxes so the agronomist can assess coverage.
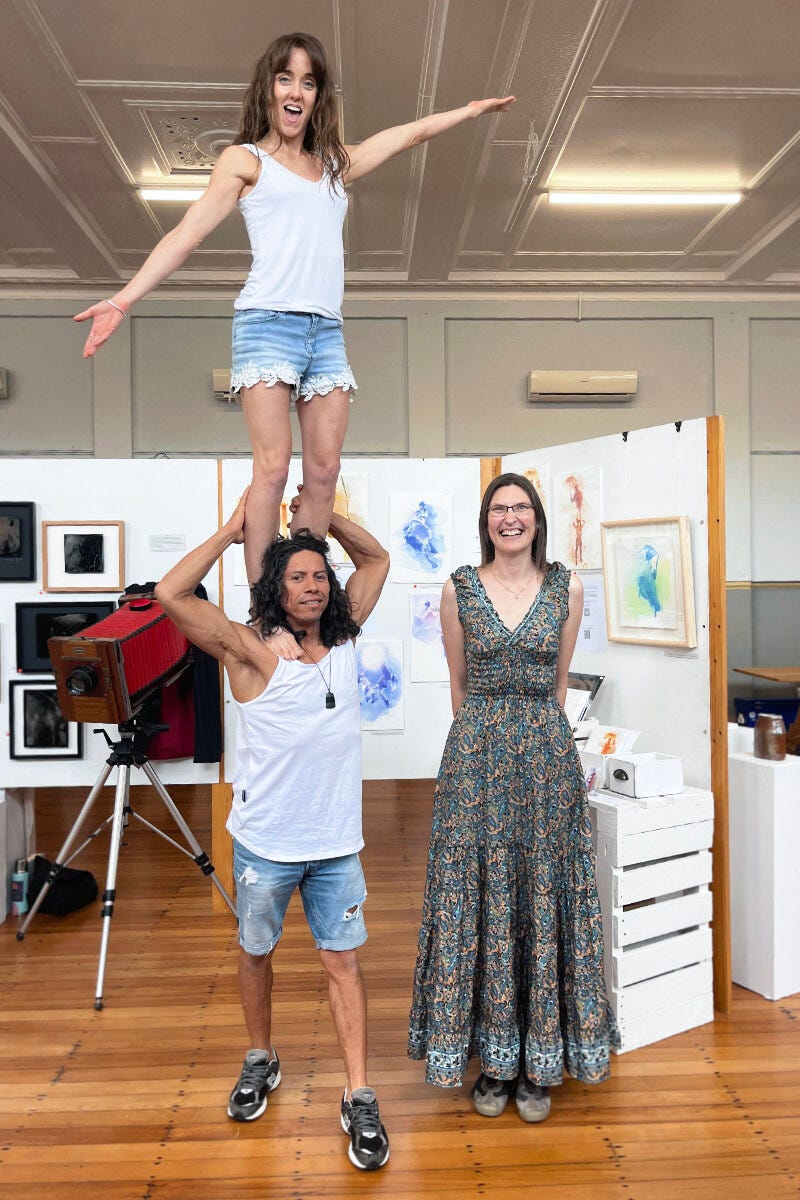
[15,601,115,673]
[9,680,83,760]
[42,521,124,593]
[0,502,35,581]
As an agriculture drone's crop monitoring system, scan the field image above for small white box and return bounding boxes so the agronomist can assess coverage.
[607,753,683,798]
[579,749,608,792]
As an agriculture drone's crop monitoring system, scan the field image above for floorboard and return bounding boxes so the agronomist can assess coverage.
[1,781,798,1199]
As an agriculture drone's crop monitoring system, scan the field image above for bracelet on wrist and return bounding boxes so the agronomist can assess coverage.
[104,298,127,318]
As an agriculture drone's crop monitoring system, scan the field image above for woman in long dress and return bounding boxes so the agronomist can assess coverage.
[408,472,617,1121]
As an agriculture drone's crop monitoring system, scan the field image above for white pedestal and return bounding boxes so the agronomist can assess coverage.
[728,722,800,1000]
[1,788,36,921]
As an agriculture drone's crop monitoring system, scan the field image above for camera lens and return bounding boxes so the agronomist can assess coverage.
[67,665,98,696]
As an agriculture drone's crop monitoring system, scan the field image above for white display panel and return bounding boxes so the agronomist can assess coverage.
[505,417,711,788]
[0,459,219,787]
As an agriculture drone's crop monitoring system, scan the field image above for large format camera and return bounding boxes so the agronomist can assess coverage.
[48,597,191,724]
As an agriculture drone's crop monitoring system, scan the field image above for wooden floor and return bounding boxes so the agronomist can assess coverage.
[1,781,798,1200]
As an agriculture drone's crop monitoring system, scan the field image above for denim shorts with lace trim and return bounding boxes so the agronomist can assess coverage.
[230,308,358,406]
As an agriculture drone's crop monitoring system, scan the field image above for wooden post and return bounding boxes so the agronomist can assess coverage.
[480,457,502,497]
[707,416,731,1013]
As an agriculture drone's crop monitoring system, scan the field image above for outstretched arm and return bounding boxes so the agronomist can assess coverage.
[344,95,515,184]
[74,145,259,357]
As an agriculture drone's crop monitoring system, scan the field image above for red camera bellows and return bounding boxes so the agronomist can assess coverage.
[48,598,192,724]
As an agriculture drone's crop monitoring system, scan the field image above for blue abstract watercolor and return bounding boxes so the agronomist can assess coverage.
[401,501,445,574]
[636,544,661,616]
[358,644,403,723]
[411,597,443,650]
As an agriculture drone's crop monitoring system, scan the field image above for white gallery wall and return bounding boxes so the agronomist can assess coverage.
[2,428,711,790]
[505,417,711,789]
[0,459,219,787]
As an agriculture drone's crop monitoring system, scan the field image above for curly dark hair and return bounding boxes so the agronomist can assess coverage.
[249,530,360,647]
[235,32,349,189]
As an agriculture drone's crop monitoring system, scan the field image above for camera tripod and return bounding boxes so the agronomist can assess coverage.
[17,717,237,1009]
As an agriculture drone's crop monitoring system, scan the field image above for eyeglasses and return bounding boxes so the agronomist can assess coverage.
[487,503,535,516]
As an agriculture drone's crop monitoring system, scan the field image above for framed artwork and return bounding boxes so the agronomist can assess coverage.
[16,601,115,673]
[0,502,35,581]
[9,680,83,760]
[601,516,697,648]
[42,521,124,593]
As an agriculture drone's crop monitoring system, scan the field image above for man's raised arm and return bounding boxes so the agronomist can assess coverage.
[155,490,253,667]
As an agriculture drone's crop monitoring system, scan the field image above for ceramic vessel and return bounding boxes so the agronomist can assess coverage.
[754,713,787,761]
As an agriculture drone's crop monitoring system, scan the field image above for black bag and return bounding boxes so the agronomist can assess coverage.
[28,855,99,916]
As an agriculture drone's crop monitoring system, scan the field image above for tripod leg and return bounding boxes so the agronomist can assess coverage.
[17,763,115,941]
[141,761,237,917]
[94,764,130,1010]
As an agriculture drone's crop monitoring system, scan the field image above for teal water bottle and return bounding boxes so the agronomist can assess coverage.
[10,858,29,916]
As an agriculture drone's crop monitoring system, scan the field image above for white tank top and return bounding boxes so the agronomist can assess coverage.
[234,146,348,322]
[227,640,363,862]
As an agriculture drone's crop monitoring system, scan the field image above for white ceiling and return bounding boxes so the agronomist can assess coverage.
[1,0,799,293]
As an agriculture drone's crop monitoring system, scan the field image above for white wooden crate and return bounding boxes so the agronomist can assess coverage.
[589,787,715,1052]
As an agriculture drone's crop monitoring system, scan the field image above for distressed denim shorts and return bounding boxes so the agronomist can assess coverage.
[230,309,358,405]
[233,838,368,955]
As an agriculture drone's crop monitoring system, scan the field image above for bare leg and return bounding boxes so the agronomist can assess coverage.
[241,381,293,584]
[238,947,275,1049]
[293,388,351,539]
[319,948,368,1093]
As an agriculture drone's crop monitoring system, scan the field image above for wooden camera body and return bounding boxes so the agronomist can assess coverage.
[48,598,192,724]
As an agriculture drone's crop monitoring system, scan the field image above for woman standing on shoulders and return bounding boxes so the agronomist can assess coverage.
[76,32,514,580]
[408,472,618,1121]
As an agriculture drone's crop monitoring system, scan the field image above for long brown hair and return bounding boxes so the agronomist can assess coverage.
[478,472,549,571]
[235,32,349,188]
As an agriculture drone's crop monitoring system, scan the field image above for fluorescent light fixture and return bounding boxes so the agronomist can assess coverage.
[548,191,742,206]
[139,188,205,202]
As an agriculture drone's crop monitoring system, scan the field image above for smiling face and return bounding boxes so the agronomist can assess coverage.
[486,484,538,558]
[270,46,318,142]
[281,549,330,628]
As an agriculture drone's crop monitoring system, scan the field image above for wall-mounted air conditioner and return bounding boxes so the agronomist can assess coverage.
[528,370,637,402]
[212,368,234,403]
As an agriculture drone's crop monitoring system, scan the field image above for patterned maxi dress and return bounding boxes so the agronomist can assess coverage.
[408,562,619,1088]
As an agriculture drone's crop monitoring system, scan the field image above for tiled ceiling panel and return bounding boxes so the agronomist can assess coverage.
[0,0,798,291]
[597,0,800,89]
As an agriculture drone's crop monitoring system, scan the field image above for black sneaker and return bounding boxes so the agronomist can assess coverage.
[340,1087,390,1170]
[227,1049,281,1122]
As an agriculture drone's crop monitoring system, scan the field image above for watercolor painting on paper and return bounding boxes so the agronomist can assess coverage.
[552,466,602,570]
[601,516,697,648]
[511,461,550,520]
[409,588,448,682]
[279,473,369,565]
[357,640,405,731]
[390,493,452,583]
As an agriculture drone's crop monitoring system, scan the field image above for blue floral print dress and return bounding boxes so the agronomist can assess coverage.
[408,562,618,1088]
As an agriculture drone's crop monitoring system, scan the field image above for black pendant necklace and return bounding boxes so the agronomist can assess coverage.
[307,646,336,709]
